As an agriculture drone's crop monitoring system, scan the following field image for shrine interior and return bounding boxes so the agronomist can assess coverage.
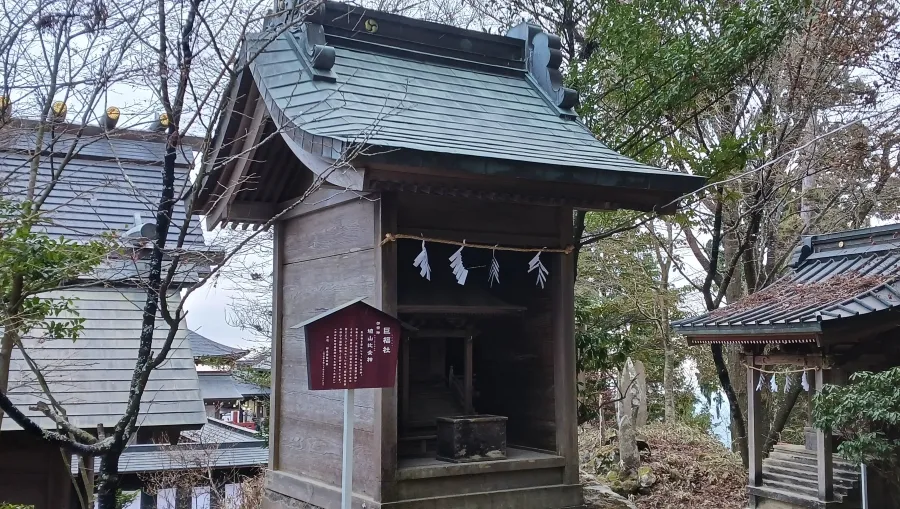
[393,193,560,463]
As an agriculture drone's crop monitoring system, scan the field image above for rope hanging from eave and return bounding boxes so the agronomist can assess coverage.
[380,233,575,254]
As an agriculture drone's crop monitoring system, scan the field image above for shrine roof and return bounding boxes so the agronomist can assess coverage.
[198,371,269,401]
[75,417,267,474]
[673,223,900,343]
[0,120,205,250]
[194,1,705,222]
[188,330,248,360]
[5,288,206,432]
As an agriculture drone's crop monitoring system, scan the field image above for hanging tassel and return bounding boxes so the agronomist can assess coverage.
[801,371,810,392]
[756,373,763,392]
[528,251,549,288]
[784,374,792,394]
[413,240,431,280]
[488,248,500,287]
[770,374,778,393]
[449,243,469,285]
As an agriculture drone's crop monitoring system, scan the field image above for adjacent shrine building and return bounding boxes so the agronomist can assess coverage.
[674,224,900,509]
[194,2,705,508]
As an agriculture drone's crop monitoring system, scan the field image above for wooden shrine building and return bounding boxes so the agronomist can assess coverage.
[194,2,704,508]
[674,223,900,509]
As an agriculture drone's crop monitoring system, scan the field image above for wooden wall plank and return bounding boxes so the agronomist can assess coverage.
[282,199,377,264]
[273,198,383,502]
[277,419,380,497]
[282,250,377,325]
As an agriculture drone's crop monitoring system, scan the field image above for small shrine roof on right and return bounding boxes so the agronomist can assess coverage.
[673,223,900,344]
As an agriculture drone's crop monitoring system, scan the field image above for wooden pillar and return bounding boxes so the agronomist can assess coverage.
[139,490,157,509]
[209,473,227,509]
[175,486,192,509]
[376,192,399,501]
[464,333,474,414]
[815,369,834,501]
[552,206,578,485]
[269,221,284,471]
[747,364,763,486]
[401,334,410,430]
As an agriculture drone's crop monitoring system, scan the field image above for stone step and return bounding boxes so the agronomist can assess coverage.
[748,485,860,509]
[771,444,858,469]
[763,465,858,488]
[761,478,849,502]
[763,471,854,495]
[764,458,860,481]
[767,452,860,473]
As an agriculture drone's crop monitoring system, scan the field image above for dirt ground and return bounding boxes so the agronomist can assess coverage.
[580,423,748,509]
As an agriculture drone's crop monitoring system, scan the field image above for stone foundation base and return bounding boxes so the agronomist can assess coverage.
[263,490,325,509]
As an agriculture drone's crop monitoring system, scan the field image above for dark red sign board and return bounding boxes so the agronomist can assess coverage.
[299,299,400,390]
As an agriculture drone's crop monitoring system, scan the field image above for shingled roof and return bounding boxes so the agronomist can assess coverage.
[76,417,267,474]
[195,1,705,225]
[1,121,210,432]
[188,330,248,360]
[6,288,207,431]
[673,224,900,343]
[0,121,204,249]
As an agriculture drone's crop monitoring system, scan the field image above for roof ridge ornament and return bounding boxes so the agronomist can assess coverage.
[296,23,337,82]
[507,22,579,114]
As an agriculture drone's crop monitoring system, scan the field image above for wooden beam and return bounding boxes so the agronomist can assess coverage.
[747,354,826,367]
[227,201,275,223]
[395,226,560,248]
[268,221,284,471]
[815,369,834,501]
[464,333,474,414]
[277,188,369,221]
[747,364,763,486]
[201,71,246,213]
[278,131,364,190]
[206,85,265,229]
[410,328,473,339]
[552,206,579,485]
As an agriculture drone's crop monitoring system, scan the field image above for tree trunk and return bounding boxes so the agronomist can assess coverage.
[659,293,675,422]
[663,338,675,422]
[96,452,121,509]
[633,360,649,427]
[0,275,24,432]
[95,124,180,509]
[711,343,748,466]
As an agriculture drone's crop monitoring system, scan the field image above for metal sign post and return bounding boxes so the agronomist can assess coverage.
[341,388,355,509]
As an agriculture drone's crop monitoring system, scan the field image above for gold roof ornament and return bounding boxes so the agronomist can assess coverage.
[150,112,169,132]
[51,101,67,121]
[0,96,10,120]
[103,106,120,130]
